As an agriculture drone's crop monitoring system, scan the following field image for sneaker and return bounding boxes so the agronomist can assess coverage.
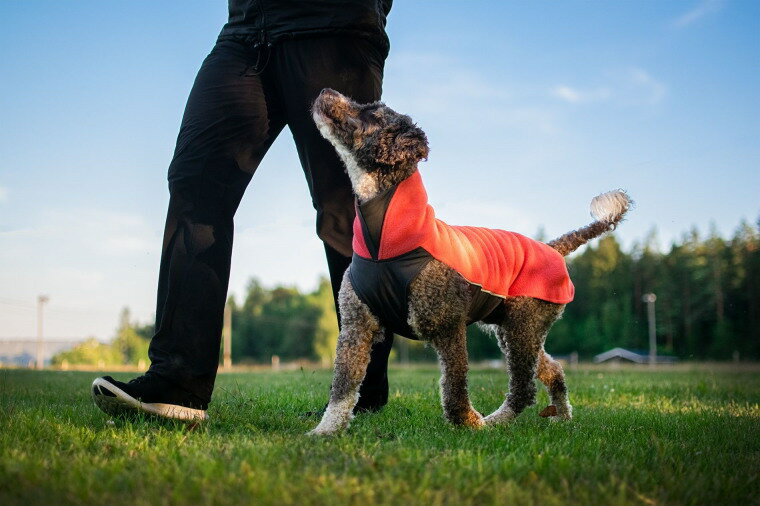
[91,374,209,421]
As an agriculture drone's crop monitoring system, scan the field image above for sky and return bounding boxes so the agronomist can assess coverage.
[1,0,758,341]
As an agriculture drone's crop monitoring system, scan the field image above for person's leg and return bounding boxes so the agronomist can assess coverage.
[147,38,286,403]
[273,36,394,410]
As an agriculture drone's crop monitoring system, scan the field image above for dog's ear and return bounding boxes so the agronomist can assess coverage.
[376,125,429,167]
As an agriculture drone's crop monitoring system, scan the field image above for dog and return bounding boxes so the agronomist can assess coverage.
[308,88,631,435]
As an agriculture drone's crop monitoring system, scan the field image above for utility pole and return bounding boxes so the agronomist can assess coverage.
[36,295,50,370]
[222,303,232,370]
[643,293,657,367]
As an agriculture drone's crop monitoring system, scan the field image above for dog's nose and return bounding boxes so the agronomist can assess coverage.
[318,88,347,104]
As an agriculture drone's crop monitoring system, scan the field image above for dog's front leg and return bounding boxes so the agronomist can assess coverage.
[431,326,484,428]
[308,275,383,436]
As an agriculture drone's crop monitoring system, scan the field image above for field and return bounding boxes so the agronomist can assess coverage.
[1,366,758,505]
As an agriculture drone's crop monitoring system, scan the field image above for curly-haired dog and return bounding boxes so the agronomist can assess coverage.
[308,88,631,435]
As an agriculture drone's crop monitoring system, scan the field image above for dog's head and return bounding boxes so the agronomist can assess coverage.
[312,88,429,201]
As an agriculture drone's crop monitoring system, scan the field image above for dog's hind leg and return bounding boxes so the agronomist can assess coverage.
[308,274,384,436]
[431,326,484,427]
[537,350,572,420]
[484,297,564,425]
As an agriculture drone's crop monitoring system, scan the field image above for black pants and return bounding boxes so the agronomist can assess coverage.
[147,35,394,404]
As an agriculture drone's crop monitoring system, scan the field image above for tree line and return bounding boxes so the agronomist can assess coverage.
[53,218,760,366]
[548,219,759,360]
[51,308,153,367]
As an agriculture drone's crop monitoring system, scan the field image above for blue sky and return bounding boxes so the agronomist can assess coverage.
[1,0,758,341]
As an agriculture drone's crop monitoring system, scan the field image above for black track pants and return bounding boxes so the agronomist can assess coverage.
[147,35,394,404]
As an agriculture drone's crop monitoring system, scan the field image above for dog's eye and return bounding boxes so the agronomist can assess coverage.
[360,108,377,120]
[357,110,381,134]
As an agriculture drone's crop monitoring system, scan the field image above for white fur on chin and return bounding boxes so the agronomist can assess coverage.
[313,112,380,202]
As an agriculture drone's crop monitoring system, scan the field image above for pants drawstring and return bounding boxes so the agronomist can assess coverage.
[240,36,273,77]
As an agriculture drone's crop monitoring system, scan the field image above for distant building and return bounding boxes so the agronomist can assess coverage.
[593,347,678,364]
[0,339,86,367]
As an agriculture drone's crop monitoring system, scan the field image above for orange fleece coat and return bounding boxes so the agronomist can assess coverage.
[352,170,575,304]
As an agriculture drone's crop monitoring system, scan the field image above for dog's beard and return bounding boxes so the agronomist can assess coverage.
[316,125,379,202]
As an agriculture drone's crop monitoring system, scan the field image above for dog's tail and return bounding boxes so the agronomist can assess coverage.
[548,190,632,257]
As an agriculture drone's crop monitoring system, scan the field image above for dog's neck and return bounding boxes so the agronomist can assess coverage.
[352,167,419,204]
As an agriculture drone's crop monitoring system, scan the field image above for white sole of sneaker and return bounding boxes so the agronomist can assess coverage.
[91,377,209,422]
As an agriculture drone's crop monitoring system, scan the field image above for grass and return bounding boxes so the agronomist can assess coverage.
[1,366,758,505]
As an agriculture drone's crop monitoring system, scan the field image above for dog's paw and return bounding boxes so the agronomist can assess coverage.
[483,407,516,426]
[463,410,485,428]
[446,408,485,428]
[546,404,573,422]
[306,415,351,436]
[306,425,341,437]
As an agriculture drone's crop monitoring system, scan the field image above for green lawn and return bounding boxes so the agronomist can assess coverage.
[1,366,758,505]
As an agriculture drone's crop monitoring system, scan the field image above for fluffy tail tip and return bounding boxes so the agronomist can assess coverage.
[590,190,632,224]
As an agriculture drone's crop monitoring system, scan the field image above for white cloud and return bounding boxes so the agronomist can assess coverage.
[48,267,106,292]
[0,207,161,339]
[5,208,159,257]
[552,85,582,103]
[551,85,611,104]
[627,67,667,105]
[672,0,725,28]
[384,51,559,135]
[551,68,665,107]
[386,60,511,116]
